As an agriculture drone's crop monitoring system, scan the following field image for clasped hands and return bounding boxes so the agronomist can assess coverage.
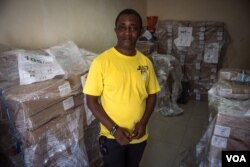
[113,122,146,145]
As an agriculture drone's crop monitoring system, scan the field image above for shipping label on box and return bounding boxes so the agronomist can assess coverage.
[204,43,220,63]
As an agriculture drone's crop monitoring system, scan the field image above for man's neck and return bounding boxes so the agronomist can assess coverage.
[114,46,136,56]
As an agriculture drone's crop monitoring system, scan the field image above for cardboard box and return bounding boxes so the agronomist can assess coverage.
[24,105,86,146]
[5,78,75,117]
[216,112,250,142]
[219,68,250,83]
[208,112,250,162]
[136,41,156,56]
[24,138,88,167]
[24,93,84,130]
[84,120,103,167]
[23,105,89,166]
[216,81,250,100]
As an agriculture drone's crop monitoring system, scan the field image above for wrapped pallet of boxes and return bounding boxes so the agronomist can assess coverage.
[180,68,250,167]
[0,49,23,166]
[44,42,103,167]
[208,112,250,166]
[23,105,89,167]
[0,41,102,166]
[152,53,183,116]
[155,20,229,101]
[84,119,103,167]
[80,72,103,167]
[5,81,83,131]
[3,78,91,166]
[206,86,250,166]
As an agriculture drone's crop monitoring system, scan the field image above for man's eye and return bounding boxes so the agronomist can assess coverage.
[117,26,139,32]
[130,27,138,32]
[118,27,126,31]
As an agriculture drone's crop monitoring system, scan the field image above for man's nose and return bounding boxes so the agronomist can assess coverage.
[124,27,132,34]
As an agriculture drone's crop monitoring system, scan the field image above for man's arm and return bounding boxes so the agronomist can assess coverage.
[132,93,157,139]
[86,94,131,145]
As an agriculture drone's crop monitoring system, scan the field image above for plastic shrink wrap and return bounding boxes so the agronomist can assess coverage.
[219,68,250,83]
[0,41,101,167]
[180,69,250,167]
[45,41,97,91]
[155,20,229,101]
[152,53,183,116]
[0,69,89,167]
[217,68,250,99]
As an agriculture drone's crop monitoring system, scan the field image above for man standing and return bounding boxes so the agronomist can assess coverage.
[83,8,160,167]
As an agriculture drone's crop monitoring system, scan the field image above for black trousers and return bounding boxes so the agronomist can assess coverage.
[99,136,147,167]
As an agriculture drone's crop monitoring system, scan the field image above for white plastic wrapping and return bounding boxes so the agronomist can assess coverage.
[214,68,250,100]
[219,68,250,83]
[213,81,250,100]
[23,106,89,167]
[79,48,98,70]
[2,87,91,166]
[45,41,87,75]
[84,120,103,167]
[152,53,183,116]
[0,50,20,83]
[155,20,230,101]
[180,78,250,167]
[0,49,65,86]
[0,42,100,166]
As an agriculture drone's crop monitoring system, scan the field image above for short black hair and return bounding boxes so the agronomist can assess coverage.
[115,8,143,29]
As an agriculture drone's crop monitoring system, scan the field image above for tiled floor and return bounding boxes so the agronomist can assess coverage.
[140,100,210,167]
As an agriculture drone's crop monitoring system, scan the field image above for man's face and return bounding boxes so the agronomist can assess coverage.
[115,14,141,51]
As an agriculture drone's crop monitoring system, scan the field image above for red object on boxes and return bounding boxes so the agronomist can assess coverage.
[147,16,158,33]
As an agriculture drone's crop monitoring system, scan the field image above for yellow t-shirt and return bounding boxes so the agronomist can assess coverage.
[83,47,160,143]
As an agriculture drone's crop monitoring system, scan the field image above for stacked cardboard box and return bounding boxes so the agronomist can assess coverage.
[207,112,250,166]
[84,120,103,167]
[136,41,156,56]
[155,20,229,101]
[180,69,250,167]
[23,106,89,167]
[0,41,101,166]
[3,77,90,166]
[216,68,250,99]
[206,83,250,166]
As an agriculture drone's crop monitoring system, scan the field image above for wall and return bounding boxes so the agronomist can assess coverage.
[147,0,250,69]
[0,0,146,53]
[1,0,248,69]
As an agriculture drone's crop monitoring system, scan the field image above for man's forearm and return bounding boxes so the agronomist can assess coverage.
[86,94,132,144]
[140,93,157,125]
[86,95,115,131]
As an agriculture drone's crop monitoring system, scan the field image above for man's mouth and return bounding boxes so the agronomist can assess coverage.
[122,38,132,42]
